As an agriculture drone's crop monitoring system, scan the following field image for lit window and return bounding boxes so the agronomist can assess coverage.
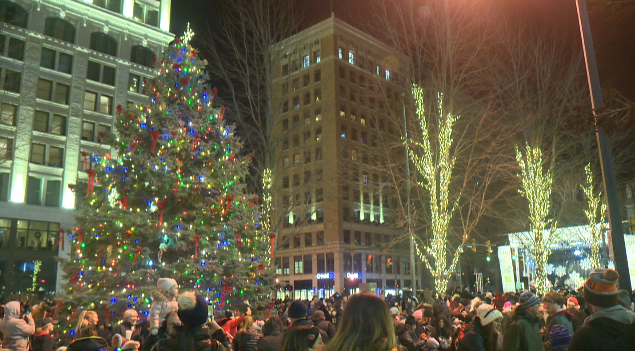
[313,50,320,63]
[348,50,355,65]
[303,55,309,68]
[385,69,391,81]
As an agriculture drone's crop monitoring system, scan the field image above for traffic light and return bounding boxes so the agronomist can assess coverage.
[471,239,476,252]
[367,254,373,265]
[486,240,491,262]
[387,257,393,267]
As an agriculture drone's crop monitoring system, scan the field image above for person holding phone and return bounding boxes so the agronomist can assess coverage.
[0,301,35,351]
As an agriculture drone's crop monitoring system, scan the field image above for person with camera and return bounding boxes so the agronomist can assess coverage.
[0,301,35,351]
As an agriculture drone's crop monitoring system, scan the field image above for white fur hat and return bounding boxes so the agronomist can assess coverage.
[157,278,177,292]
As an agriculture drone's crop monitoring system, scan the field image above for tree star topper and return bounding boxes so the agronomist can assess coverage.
[181,22,195,44]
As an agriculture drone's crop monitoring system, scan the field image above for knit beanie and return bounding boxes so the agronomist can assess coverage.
[476,304,502,326]
[390,307,399,316]
[287,300,308,319]
[519,292,540,309]
[177,292,208,326]
[549,324,571,351]
[567,297,578,306]
[157,278,178,293]
[583,268,619,308]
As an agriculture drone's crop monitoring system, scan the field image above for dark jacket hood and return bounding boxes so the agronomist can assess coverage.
[552,309,574,321]
[69,336,109,351]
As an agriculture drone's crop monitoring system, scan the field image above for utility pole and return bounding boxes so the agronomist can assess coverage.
[403,93,416,293]
[576,0,631,293]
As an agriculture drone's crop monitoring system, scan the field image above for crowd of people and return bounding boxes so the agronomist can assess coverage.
[1,268,634,351]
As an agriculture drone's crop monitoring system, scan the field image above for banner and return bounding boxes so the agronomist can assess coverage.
[624,235,635,288]
[498,245,516,292]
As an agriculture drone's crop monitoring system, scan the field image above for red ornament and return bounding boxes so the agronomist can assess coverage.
[247,196,259,209]
[125,230,132,240]
[235,234,242,249]
[150,131,160,153]
[81,151,88,170]
[85,168,97,198]
[193,235,201,258]
[97,247,103,265]
[75,226,84,246]
[157,199,167,223]
[123,189,129,209]
[219,106,225,120]
[209,87,218,105]
[225,195,236,213]
[249,152,255,163]
[116,105,122,116]
[180,77,190,86]
[229,155,237,162]
[173,64,182,70]
[132,247,143,265]
[191,137,200,152]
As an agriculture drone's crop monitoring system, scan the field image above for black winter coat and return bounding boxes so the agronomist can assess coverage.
[458,318,492,351]
[286,319,329,344]
[31,332,54,351]
[65,336,110,351]
[257,330,283,351]
[232,326,262,351]
[568,307,635,351]
[395,323,426,351]
[151,326,227,351]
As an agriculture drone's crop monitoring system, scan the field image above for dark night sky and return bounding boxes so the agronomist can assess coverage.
[170,0,635,101]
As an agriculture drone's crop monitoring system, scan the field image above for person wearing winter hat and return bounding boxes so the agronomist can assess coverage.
[458,303,502,351]
[542,291,574,346]
[395,314,426,351]
[565,297,587,332]
[148,278,179,336]
[310,309,336,341]
[285,300,329,344]
[282,325,324,351]
[568,268,635,351]
[151,291,228,351]
[548,324,571,351]
[503,292,545,351]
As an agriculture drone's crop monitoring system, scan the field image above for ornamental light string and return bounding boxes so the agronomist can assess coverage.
[580,163,607,269]
[515,144,557,296]
[408,84,464,295]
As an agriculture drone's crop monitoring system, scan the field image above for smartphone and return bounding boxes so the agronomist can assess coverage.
[207,303,215,321]
[25,309,31,315]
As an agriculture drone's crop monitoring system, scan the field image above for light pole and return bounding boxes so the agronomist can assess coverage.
[575,0,631,293]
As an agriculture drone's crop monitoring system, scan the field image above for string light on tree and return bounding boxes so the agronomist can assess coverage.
[408,84,465,295]
[579,163,607,269]
[515,144,557,296]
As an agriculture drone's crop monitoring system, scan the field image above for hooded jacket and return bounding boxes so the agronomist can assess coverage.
[502,308,546,351]
[31,330,54,351]
[458,317,492,351]
[148,290,178,330]
[0,301,35,351]
[568,304,635,351]
[65,336,110,351]
[394,322,426,351]
[151,326,227,351]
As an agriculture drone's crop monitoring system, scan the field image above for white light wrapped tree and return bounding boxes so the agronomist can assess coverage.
[579,163,607,269]
[515,144,558,296]
[409,85,464,294]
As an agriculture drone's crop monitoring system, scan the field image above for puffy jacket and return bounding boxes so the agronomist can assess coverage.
[65,336,110,351]
[310,310,336,340]
[148,291,178,331]
[0,301,35,351]
[286,319,329,344]
[458,318,492,351]
[232,326,262,351]
[502,309,545,351]
[568,304,635,351]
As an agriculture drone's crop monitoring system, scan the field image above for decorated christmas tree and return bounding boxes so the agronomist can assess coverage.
[59,30,275,326]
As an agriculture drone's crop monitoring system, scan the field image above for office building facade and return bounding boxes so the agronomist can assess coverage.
[271,15,415,299]
[0,0,172,297]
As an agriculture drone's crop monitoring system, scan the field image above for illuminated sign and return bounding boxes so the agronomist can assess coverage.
[316,272,335,279]
[346,272,362,280]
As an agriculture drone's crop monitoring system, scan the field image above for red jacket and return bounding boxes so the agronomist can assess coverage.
[222,314,245,337]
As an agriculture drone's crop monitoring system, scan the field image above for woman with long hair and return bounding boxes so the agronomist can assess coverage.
[433,314,454,351]
[232,316,262,351]
[75,311,99,333]
[259,316,285,351]
[322,293,397,351]
[458,304,502,351]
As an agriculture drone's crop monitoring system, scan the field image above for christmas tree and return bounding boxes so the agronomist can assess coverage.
[59,29,275,327]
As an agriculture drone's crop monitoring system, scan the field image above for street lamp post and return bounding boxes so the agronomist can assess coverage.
[575,0,632,293]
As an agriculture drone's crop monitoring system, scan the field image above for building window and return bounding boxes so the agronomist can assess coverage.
[338,47,343,59]
[36,79,52,99]
[282,176,289,189]
[30,144,46,165]
[0,172,10,201]
[315,168,323,181]
[385,69,391,81]
[3,70,21,93]
[303,74,310,88]
[40,48,56,69]
[0,103,17,126]
[293,134,299,147]
[316,188,323,202]
[90,32,118,56]
[294,256,303,274]
[317,231,325,246]
[7,37,24,61]
[314,88,321,102]
[87,61,116,86]
[339,66,346,79]
[82,121,95,141]
[282,137,289,151]
[303,92,310,106]
[293,235,301,248]
[54,83,70,105]
[282,64,288,76]
[315,127,322,142]
[44,18,75,43]
[44,179,61,207]
[341,125,347,138]
[283,156,289,169]
[283,257,290,275]
[292,59,299,72]
[344,230,350,244]
[293,173,300,187]
[128,73,145,93]
[303,130,311,145]
[130,45,155,68]
[340,85,346,98]
[0,1,28,28]
[315,147,322,161]
[92,0,122,14]
[99,95,113,114]
[33,111,66,136]
[26,177,42,205]
[315,108,322,122]
[348,50,355,64]
[48,147,64,167]
[350,71,356,84]
[84,91,97,111]
[0,137,13,160]
[304,170,311,185]
[314,69,321,83]
[303,54,310,68]
[275,258,282,275]
[313,50,320,63]
[293,96,299,110]
[98,125,111,144]
[304,150,311,164]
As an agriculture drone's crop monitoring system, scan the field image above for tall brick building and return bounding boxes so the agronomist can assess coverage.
[271,15,415,299]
